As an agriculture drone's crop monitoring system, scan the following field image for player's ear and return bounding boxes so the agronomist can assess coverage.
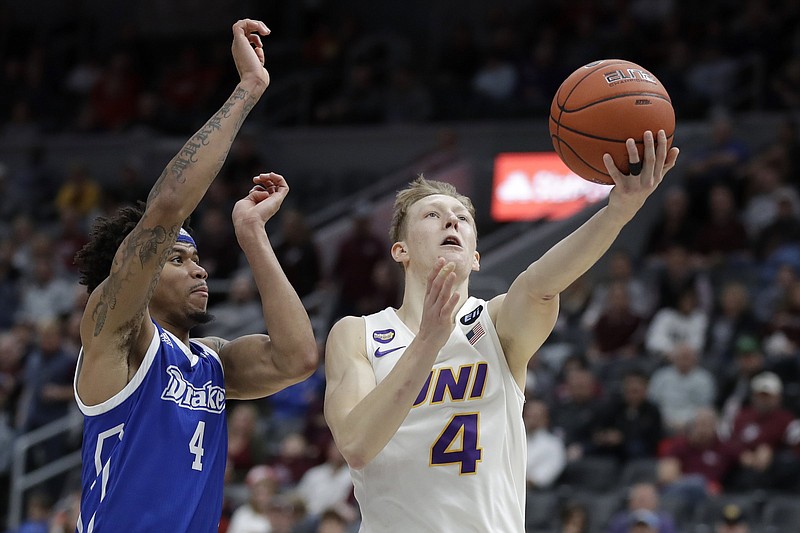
[472,251,480,272]
[391,242,407,264]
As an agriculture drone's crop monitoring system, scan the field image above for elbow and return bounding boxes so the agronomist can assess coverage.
[288,344,319,381]
[145,195,192,223]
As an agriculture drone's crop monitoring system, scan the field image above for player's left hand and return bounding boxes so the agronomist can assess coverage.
[232,172,288,227]
[603,129,680,222]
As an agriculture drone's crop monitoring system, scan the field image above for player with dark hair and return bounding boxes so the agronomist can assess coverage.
[324,131,679,531]
[72,19,317,532]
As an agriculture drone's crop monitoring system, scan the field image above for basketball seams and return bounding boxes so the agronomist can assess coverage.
[557,141,612,182]
[552,122,676,143]
[555,92,673,114]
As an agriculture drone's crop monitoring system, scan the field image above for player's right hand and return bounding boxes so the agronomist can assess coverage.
[231,19,270,90]
[417,258,459,348]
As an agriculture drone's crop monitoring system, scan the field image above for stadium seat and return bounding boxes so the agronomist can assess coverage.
[525,489,559,532]
[559,456,621,492]
[761,494,800,533]
[620,458,659,486]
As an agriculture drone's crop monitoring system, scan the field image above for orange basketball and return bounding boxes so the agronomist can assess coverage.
[549,59,675,185]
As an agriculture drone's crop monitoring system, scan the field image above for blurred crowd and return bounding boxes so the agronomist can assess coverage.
[2,1,800,532]
[3,0,800,136]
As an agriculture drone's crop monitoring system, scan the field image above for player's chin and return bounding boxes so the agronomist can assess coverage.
[189,311,214,326]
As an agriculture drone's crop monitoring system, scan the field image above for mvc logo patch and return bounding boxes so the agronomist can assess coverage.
[372,329,396,344]
[460,305,484,326]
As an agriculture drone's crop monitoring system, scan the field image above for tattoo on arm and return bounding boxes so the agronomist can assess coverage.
[147,87,253,206]
[92,224,176,337]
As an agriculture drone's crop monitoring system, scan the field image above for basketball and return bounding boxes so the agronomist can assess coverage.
[549,59,675,185]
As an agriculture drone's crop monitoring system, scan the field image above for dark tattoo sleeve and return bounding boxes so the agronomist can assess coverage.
[92,224,176,337]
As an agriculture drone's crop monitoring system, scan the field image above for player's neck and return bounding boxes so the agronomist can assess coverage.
[153,316,191,345]
[396,274,469,334]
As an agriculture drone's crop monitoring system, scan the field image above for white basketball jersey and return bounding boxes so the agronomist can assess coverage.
[354,297,526,532]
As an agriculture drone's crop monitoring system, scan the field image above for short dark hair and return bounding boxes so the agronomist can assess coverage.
[75,202,192,293]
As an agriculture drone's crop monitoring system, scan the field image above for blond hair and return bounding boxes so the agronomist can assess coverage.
[389,176,476,243]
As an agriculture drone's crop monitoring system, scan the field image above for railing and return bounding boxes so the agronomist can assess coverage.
[7,411,83,530]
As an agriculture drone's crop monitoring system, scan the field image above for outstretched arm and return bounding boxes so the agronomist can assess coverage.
[492,130,680,384]
[78,20,271,405]
[324,260,459,469]
[204,173,318,399]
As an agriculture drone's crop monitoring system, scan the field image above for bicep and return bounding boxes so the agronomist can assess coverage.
[492,273,560,377]
[217,334,299,400]
[83,214,179,347]
[323,318,375,441]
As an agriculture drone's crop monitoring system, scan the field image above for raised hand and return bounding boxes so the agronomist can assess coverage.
[603,129,680,222]
[232,172,288,228]
[231,19,270,89]
[417,258,460,348]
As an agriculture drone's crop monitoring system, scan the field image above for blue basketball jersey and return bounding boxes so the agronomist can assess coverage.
[74,322,227,532]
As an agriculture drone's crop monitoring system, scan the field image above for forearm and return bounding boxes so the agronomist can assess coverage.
[146,79,266,220]
[236,223,317,377]
[337,341,440,469]
[523,206,629,297]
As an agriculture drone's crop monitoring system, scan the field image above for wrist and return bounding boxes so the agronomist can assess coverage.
[234,219,266,240]
[238,76,268,97]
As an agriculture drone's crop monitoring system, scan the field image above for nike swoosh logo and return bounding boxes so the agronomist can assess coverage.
[374,346,407,358]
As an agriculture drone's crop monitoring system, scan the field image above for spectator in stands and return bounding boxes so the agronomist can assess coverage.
[716,335,767,436]
[558,501,588,533]
[592,369,663,463]
[84,51,142,131]
[0,162,30,225]
[53,161,101,220]
[0,331,24,416]
[267,432,318,489]
[16,319,75,433]
[770,55,800,111]
[314,62,384,124]
[644,186,697,260]
[728,371,800,491]
[550,367,602,461]
[266,363,325,445]
[581,249,654,330]
[227,402,269,484]
[682,113,750,221]
[294,439,353,518]
[523,399,566,489]
[586,280,646,371]
[470,50,518,116]
[268,494,309,533]
[651,243,713,314]
[658,408,738,506]
[525,352,558,403]
[762,277,800,358]
[329,205,387,324]
[275,208,322,299]
[228,465,277,533]
[220,133,269,198]
[693,184,751,268]
[193,205,241,279]
[704,281,759,370]
[741,162,799,241]
[754,188,800,262]
[16,252,75,324]
[607,483,677,533]
[0,238,21,330]
[754,262,797,324]
[200,271,265,340]
[431,21,480,118]
[626,510,661,533]
[15,490,52,533]
[383,65,433,123]
[715,503,750,533]
[314,508,352,533]
[648,343,715,434]
[47,489,81,533]
[646,287,709,360]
